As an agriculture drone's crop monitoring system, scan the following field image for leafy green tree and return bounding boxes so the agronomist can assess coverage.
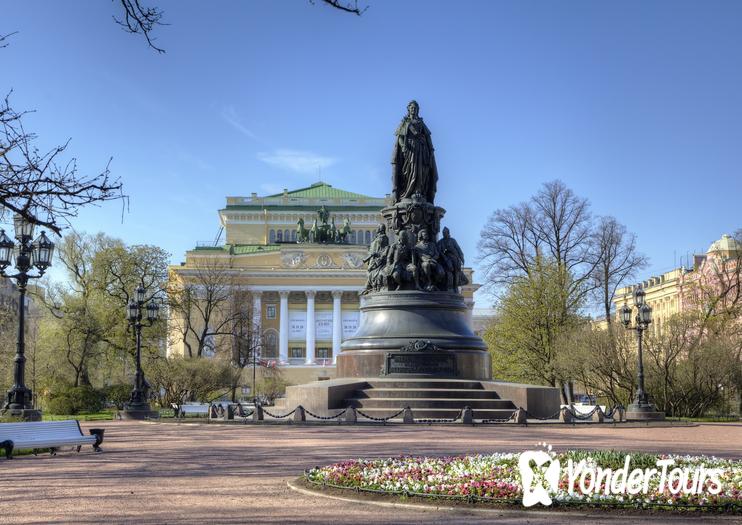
[484,257,584,393]
[35,232,168,391]
[146,356,232,407]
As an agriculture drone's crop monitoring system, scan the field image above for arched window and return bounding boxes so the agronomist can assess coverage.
[290,230,296,242]
[276,230,283,242]
[269,229,276,243]
[284,229,290,242]
[365,230,372,244]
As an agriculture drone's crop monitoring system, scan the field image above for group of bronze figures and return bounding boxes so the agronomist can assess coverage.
[363,224,468,294]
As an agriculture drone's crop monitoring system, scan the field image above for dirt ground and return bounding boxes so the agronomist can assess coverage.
[0,420,740,524]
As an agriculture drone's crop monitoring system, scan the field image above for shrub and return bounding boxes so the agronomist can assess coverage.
[46,385,105,415]
[104,384,132,409]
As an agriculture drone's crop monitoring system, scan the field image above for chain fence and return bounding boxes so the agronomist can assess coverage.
[205,403,627,425]
[304,408,348,420]
[356,407,407,422]
[262,407,297,419]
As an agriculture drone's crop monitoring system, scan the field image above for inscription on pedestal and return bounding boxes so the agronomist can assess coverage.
[384,352,456,377]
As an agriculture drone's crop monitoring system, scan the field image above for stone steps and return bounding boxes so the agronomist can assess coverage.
[348,397,516,409]
[353,407,517,420]
[342,378,518,418]
[365,379,485,390]
[355,388,502,400]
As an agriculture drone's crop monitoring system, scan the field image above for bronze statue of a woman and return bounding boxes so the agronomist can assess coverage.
[391,100,438,204]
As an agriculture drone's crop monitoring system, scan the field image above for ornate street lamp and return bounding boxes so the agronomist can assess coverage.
[0,215,55,421]
[620,285,665,421]
[122,285,160,419]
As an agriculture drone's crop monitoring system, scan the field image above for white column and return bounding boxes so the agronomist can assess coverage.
[465,300,475,329]
[305,290,316,364]
[251,291,262,349]
[332,291,342,364]
[279,291,289,363]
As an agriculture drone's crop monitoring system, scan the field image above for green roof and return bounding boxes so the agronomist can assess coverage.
[231,244,281,255]
[192,244,281,255]
[266,182,378,200]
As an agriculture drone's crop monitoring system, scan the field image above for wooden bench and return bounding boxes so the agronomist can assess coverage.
[0,420,104,459]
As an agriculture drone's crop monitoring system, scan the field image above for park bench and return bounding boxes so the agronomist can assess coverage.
[173,403,209,418]
[0,420,104,459]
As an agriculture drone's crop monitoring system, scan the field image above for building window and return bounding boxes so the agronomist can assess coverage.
[290,230,296,242]
[276,230,283,242]
[269,229,276,243]
[317,347,331,359]
[290,347,304,358]
[266,304,276,319]
[365,230,372,244]
[263,330,278,358]
[284,229,290,242]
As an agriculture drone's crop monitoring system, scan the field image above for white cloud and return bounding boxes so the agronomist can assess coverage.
[256,149,338,174]
[221,106,258,140]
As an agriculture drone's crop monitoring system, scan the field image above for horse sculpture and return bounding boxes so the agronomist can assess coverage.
[309,219,319,243]
[338,218,353,243]
[296,218,310,243]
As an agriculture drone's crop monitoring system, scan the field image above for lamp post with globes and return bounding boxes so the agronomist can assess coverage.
[0,214,54,421]
[122,285,160,419]
[620,285,665,421]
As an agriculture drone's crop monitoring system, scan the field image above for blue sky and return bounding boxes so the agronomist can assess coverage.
[3,1,741,306]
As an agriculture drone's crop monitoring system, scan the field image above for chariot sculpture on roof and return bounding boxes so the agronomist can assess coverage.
[296,206,354,244]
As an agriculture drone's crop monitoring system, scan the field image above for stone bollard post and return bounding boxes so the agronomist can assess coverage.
[591,407,604,423]
[559,407,574,424]
[225,404,235,421]
[344,407,357,424]
[461,406,473,425]
[293,405,306,422]
[253,404,264,422]
[403,407,414,424]
[512,407,527,424]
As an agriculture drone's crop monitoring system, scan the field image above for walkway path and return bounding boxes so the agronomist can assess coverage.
[1,421,739,524]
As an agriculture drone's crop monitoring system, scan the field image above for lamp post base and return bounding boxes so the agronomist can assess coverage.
[3,408,42,421]
[625,403,665,421]
[122,402,158,420]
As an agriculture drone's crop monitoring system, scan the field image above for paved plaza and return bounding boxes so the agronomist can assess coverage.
[0,421,740,524]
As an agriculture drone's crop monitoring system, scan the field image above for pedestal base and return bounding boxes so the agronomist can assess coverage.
[122,402,158,420]
[339,291,490,380]
[3,408,42,421]
[625,403,665,421]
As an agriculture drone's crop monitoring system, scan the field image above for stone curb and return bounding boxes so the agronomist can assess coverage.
[286,478,737,521]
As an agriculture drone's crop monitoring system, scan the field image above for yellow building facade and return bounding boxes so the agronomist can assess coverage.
[168,182,478,385]
[610,234,741,335]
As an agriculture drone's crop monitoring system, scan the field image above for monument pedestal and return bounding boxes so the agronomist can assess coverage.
[338,291,490,380]
[4,408,42,421]
[625,403,665,421]
[122,401,158,420]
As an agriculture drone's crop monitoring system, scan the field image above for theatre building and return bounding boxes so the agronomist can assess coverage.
[168,182,478,385]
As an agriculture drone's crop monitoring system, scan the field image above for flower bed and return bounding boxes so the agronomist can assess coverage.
[306,450,742,512]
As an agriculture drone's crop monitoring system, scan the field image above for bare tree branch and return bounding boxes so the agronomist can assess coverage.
[1,92,126,235]
[113,0,167,53]
[315,0,368,16]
